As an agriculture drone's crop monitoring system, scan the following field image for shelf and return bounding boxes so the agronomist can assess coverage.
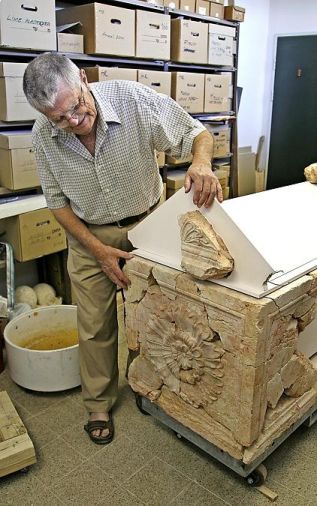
[170,9,237,28]
[0,195,47,220]
[167,62,236,72]
[57,0,165,12]
[192,113,236,122]
[0,121,34,130]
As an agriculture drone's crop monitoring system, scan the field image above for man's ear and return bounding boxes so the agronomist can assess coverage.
[80,68,88,87]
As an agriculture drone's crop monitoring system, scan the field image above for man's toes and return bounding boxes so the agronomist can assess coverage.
[101,429,109,438]
[92,429,101,437]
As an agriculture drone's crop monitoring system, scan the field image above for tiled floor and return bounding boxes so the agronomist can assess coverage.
[1,304,317,505]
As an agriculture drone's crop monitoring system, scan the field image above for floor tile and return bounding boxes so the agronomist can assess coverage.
[170,482,228,505]
[24,415,57,450]
[52,461,118,505]
[93,433,152,482]
[0,467,46,506]
[35,397,87,436]
[103,486,146,506]
[31,436,86,487]
[124,457,190,505]
[60,421,104,459]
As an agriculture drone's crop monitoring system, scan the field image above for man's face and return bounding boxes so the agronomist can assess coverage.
[44,81,97,135]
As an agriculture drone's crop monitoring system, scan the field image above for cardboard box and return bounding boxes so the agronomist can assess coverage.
[136,10,170,60]
[238,146,256,196]
[166,154,193,165]
[210,0,224,4]
[171,72,205,113]
[83,66,137,82]
[145,0,180,7]
[209,2,225,19]
[204,74,231,113]
[57,33,84,54]
[4,209,67,262]
[224,6,245,22]
[206,125,231,158]
[171,19,208,64]
[166,169,187,189]
[179,0,196,12]
[138,70,171,96]
[0,131,39,190]
[0,0,56,51]
[213,168,229,189]
[195,0,209,16]
[208,24,236,66]
[56,3,135,56]
[155,151,166,167]
[0,63,40,122]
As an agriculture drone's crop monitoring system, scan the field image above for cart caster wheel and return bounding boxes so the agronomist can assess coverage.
[174,432,182,439]
[246,464,268,487]
[135,394,149,415]
[20,467,29,474]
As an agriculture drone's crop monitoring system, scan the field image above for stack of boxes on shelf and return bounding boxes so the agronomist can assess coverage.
[0,0,66,262]
[0,0,241,251]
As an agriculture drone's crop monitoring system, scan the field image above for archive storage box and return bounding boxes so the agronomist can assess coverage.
[56,3,135,57]
[209,2,225,19]
[0,63,40,122]
[204,74,232,113]
[136,10,170,60]
[208,24,236,66]
[0,0,56,51]
[195,0,209,16]
[180,0,195,12]
[171,19,208,64]
[4,209,67,262]
[171,72,205,113]
[84,67,137,82]
[0,131,40,190]
[206,124,231,158]
[138,70,171,96]
[57,34,84,54]
[166,169,187,199]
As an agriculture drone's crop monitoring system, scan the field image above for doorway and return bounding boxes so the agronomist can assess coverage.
[267,35,317,190]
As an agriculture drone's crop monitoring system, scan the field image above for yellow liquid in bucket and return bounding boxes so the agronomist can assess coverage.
[20,329,78,350]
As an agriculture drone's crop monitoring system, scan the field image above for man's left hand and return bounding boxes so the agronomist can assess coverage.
[184,162,223,208]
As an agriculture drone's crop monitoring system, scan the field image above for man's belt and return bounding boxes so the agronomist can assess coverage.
[108,200,159,228]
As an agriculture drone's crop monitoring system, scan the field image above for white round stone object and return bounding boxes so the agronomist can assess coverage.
[15,285,37,309]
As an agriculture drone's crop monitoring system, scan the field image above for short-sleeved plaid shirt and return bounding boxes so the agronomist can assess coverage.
[32,80,206,225]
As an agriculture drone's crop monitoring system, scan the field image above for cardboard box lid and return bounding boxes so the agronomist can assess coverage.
[0,62,28,77]
[0,131,33,149]
[208,24,236,37]
[230,5,246,13]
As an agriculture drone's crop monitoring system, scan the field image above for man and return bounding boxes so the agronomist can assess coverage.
[23,53,222,445]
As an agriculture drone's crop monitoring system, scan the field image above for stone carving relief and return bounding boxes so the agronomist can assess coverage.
[178,211,234,280]
[133,296,225,409]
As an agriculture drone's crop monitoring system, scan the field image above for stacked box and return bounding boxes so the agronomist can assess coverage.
[136,10,171,60]
[171,19,208,64]
[83,67,137,82]
[204,74,232,113]
[208,24,236,66]
[138,70,171,96]
[0,131,39,190]
[56,3,135,56]
[171,72,205,113]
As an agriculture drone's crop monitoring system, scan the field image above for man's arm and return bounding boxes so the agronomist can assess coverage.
[185,130,223,208]
[52,206,132,288]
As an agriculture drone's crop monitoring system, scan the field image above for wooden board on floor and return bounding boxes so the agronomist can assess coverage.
[0,390,36,477]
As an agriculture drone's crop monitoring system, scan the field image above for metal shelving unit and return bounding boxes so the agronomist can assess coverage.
[0,0,240,198]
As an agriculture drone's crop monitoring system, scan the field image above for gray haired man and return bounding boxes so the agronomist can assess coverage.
[23,53,222,444]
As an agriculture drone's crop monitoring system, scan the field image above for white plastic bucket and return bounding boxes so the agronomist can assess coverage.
[4,305,80,392]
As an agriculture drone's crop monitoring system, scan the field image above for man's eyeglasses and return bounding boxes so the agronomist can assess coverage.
[49,85,86,128]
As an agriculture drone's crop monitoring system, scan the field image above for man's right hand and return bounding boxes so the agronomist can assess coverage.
[96,245,133,289]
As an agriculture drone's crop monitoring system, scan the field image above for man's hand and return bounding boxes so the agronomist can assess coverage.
[96,245,133,289]
[184,162,223,208]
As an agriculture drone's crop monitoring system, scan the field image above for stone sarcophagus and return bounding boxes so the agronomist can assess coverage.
[125,256,317,464]
[125,183,317,465]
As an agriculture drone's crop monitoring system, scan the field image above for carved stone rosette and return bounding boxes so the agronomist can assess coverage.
[124,257,317,465]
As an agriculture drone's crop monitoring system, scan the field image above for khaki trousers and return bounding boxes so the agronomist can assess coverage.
[67,223,133,414]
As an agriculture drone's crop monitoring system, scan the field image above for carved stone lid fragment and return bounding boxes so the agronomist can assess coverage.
[178,210,234,280]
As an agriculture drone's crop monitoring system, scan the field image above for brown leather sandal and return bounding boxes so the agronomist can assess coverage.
[84,412,114,445]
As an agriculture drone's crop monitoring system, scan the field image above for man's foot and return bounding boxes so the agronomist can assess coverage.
[84,411,114,445]
[89,412,110,438]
